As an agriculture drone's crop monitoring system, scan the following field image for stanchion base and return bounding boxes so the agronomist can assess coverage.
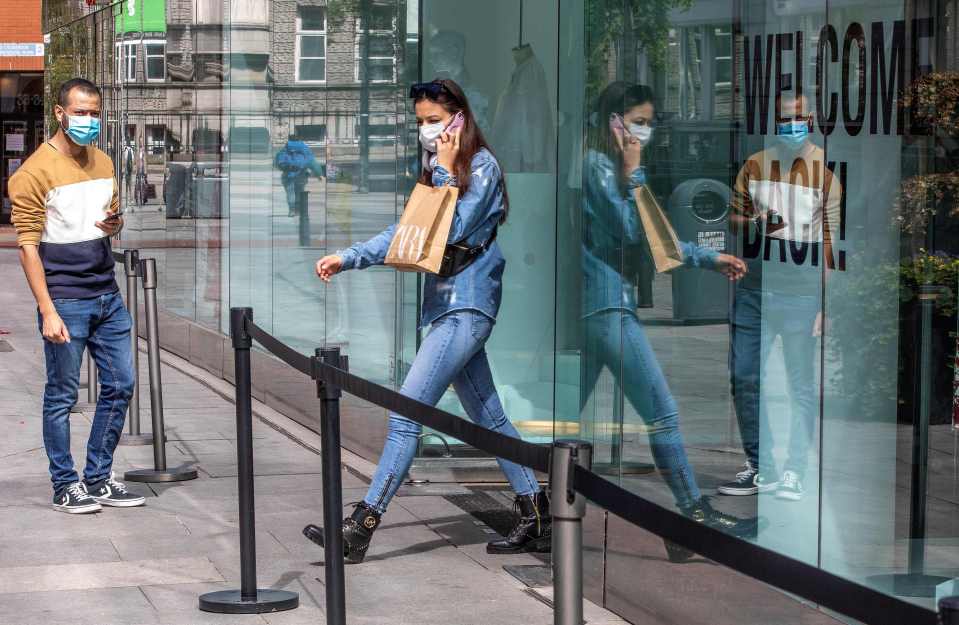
[867,572,952,598]
[124,466,198,483]
[198,589,299,614]
[593,461,656,476]
[119,433,154,446]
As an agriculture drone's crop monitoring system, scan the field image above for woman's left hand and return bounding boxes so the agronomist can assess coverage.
[436,129,460,172]
[714,254,747,281]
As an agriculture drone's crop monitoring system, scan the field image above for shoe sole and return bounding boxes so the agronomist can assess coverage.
[486,537,551,555]
[93,497,146,507]
[717,486,758,496]
[775,491,803,501]
[52,503,101,514]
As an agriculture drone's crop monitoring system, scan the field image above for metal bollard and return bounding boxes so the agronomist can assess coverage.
[298,190,310,247]
[941,596,959,625]
[124,259,197,483]
[120,249,152,446]
[315,347,347,625]
[551,439,592,625]
[199,308,299,614]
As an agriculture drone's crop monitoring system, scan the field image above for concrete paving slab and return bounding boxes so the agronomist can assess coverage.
[0,557,223,594]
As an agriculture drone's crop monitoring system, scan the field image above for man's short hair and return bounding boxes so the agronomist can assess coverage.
[57,78,101,108]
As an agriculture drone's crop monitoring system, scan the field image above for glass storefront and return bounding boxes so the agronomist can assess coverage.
[42,0,959,620]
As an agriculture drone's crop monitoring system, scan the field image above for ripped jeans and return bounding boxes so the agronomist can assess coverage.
[363,310,540,513]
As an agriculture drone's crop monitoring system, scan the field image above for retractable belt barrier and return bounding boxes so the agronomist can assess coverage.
[222,308,947,625]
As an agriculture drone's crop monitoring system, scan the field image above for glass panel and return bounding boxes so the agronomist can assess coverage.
[299,6,326,31]
[299,59,326,82]
[300,35,325,59]
[146,56,164,80]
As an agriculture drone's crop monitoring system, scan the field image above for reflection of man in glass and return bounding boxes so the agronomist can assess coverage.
[274,133,324,217]
[582,82,754,534]
[719,92,841,501]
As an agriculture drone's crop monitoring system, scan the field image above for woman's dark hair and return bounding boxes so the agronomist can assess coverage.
[414,78,509,223]
[589,81,655,163]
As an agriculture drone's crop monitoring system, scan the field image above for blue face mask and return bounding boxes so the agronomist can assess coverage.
[62,114,100,146]
[776,120,809,149]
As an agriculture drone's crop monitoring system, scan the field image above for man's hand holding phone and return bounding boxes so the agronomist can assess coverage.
[96,208,124,236]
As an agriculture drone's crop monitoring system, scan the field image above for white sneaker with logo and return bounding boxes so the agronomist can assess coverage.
[775,470,804,501]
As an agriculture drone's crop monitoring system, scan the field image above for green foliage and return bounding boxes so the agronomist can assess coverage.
[586,0,694,101]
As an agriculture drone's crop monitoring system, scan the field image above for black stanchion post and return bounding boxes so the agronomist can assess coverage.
[298,190,310,247]
[200,308,299,615]
[315,347,347,625]
[120,249,152,446]
[551,439,592,625]
[941,596,959,625]
[124,259,197,483]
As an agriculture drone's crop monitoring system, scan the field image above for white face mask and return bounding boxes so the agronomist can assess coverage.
[419,121,445,153]
[629,124,653,146]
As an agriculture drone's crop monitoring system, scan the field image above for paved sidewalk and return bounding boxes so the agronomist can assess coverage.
[0,249,625,625]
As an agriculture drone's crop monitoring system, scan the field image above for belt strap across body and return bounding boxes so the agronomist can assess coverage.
[438,228,498,278]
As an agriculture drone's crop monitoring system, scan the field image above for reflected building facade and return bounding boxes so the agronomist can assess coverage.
[41,1,959,623]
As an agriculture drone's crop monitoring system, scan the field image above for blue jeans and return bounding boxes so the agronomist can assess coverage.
[364,310,540,513]
[39,291,134,495]
[283,178,306,212]
[731,287,818,477]
[582,310,702,508]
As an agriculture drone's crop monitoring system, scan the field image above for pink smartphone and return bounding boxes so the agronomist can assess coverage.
[446,111,466,134]
[609,113,627,136]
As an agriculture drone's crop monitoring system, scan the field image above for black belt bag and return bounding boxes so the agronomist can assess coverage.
[438,228,498,278]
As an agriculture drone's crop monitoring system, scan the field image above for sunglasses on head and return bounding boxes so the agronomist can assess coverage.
[409,81,452,100]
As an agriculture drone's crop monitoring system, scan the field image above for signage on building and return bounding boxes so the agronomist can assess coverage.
[115,0,167,34]
[0,44,44,57]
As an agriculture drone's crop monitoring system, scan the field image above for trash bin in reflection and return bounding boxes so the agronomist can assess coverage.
[667,178,732,324]
[191,162,227,219]
[164,163,189,219]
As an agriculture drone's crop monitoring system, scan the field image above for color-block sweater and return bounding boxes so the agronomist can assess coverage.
[10,143,119,299]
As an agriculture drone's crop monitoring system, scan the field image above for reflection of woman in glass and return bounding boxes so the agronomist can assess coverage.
[306,79,548,563]
[582,82,754,534]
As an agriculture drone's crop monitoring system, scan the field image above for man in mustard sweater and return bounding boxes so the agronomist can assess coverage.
[11,78,145,513]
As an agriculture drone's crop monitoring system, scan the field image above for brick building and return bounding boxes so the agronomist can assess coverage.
[0,0,44,223]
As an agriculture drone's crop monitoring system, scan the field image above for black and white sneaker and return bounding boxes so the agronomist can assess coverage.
[85,473,146,507]
[717,462,779,496]
[775,470,804,501]
[53,482,102,514]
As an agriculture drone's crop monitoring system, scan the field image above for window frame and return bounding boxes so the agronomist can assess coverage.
[143,39,166,83]
[115,41,138,83]
[295,6,327,84]
[354,5,396,84]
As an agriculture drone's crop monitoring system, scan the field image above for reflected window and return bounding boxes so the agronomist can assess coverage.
[146,124,165,155]
[116,42,137,82]
[296,6,327,83]
[145,41,166,81]
[297,124,327,144]
[355,4,395,83]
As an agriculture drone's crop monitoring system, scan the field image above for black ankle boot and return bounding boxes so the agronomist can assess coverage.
[679,496,758,539]
[486,491,551,554]
[303,502,382,564]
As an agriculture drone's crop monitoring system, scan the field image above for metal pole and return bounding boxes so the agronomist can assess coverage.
[199,308,298,614]
[551,439,592,625]
[125,259,197,483]
[298,190,310,247]
[120,249,151,446]
[910,285,939,572]
[316,347,346,625]
[941,596,959,625]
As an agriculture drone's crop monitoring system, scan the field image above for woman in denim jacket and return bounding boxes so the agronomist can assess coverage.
[306,79,547,564]
[582,82,757,541]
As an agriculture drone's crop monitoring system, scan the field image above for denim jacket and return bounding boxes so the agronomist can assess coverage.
[338,148,505,327]
[582,149,718,317]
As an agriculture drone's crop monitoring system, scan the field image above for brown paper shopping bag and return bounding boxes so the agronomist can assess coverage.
[632,184,684,273]
[386,183,460,273]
